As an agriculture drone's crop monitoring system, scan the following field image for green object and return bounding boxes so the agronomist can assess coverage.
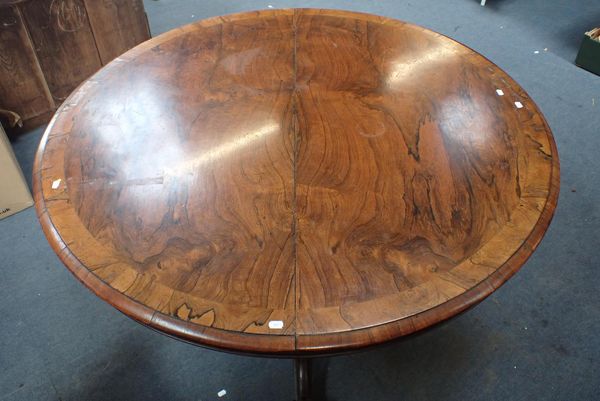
[575,33,600,76]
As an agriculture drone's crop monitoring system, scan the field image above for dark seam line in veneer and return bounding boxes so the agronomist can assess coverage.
[291,10,299,350]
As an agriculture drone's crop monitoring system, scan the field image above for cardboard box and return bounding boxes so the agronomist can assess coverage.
[0,124,33,220]
[575,28,600,76]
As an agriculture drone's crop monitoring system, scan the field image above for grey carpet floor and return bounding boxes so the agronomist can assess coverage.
[2,0,599,400]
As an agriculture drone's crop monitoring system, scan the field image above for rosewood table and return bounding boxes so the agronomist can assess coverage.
[33,9,559,400]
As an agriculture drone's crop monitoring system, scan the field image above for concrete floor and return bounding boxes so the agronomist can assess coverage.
[2,0,599,400]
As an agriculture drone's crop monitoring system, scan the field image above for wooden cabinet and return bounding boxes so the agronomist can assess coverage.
[0,0,150,130]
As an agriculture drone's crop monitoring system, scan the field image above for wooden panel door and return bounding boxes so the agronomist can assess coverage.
[21,0,103,103]
[0,6,54,123]
[84,0,150,64]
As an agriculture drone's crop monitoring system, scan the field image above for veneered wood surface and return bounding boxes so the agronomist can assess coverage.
[34,9,559,355]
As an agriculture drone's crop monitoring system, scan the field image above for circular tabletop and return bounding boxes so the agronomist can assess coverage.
[34,9,559,356]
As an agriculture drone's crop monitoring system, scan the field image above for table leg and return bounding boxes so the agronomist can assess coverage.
[294,358,312,401]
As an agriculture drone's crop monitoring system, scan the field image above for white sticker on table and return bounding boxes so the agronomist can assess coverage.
[51,179,61,189]
[268,320,284,329]
[514,101,524,109]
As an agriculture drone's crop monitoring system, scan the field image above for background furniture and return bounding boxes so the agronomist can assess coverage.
[575,27,600,76]
[0,0,150,131]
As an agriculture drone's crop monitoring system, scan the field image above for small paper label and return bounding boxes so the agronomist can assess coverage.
[514,101,524,109]
[268,320,284,329]
[218,389,227,397]
[496,89,504,96]
[51,179,61,189]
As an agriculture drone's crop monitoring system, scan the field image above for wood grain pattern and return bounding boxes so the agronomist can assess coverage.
[0,0,150,128]
[21,0,102,103]
[0,6,54,122]
[34,9,559,356]
[83,0,150,64]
